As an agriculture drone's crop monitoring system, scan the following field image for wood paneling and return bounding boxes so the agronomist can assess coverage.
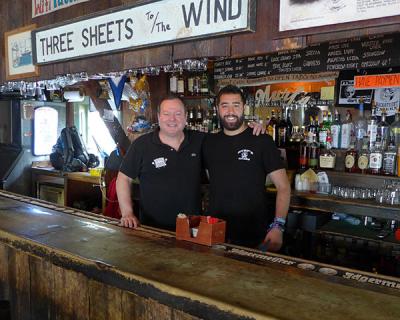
[29,256,54,320]
[0,244,9,301]
[53,264,89,320]
[231,0,305,56]
[8,250,30,320]
[0,0,399,83]
[124,46,173,69]
[89,280,123,320]
[174,38,231,60]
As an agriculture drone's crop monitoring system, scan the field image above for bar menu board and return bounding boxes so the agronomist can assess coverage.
[214,33,400,80]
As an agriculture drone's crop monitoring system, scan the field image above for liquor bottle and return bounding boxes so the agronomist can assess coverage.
[211,105,219,133]
[177,72,185,95]
[286,109,293,145]
[390,108,400,147]
[276,111,288,148]
[357,137,369,174]
[308,116,318,136]
[377,108,389,150]
[354,98,367,151]
[195,105,203,128]
[319,134,336,170]
[318,111,330,147]
[344,141,358,173]
[382,137,397,176]
[307,133,319,170]
[169,73,178,93]
[274,111,281,143]
[200,72,209,95]
[187,75,195,96]
[188,107,195,130]
[193,75,201,95]
[267,110,277,140]
[369,135,383,175]
[340,110,353,149]
[367,101,378,149]
[331,109,341,149]
[299,132,308,170]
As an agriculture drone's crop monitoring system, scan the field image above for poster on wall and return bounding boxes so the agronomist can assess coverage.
[338,80,372,105]
[374,87,400,116]
[279,0,400,32]
[32,0,89,18]
[5,24,39,81]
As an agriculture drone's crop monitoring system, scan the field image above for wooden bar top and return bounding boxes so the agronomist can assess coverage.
[0,191,400,319]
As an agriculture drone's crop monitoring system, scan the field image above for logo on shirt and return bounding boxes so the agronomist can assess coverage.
[152,157,168,169]
[191,153,197,157]
[238,149,254,161]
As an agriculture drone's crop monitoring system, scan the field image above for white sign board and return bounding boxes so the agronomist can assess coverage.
[33,0,255,64]
[280,0,400,32]
[32,0,89,18]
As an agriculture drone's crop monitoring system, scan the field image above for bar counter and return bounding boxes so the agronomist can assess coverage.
[0,190,400,320]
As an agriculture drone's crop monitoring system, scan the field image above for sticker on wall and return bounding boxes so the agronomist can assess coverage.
[374,87,400,116]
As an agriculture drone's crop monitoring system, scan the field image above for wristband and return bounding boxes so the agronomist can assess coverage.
[268,217,286,233]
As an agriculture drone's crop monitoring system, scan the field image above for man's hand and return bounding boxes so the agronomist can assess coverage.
[263,227,283,252]
[120,213,140,229]
[248,121,266,136]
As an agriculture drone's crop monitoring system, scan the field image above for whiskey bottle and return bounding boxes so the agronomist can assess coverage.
[319,135,336,170]
[377,108,389,150]
[307,133,319,170]
[382,137,397,176]
[344,141,358,173]
[354,98,367,151]
[357,137,369,174]
[369,136,383,175]
[177,72,185,95]
[340,110,353,149]
[367,101,378,149]
[331,109,341,149]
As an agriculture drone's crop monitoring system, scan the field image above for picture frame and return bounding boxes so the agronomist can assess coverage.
[5,24,39,80]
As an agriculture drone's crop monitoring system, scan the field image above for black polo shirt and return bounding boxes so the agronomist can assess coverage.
[120,129,205,230]
[202,127,284,247]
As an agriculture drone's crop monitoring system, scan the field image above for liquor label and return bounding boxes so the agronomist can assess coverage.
[369,153,383,169]
[341,124,352,149]
[367,124,377,142]
[319,131,327,145]
[357,155,369,170]
[345,154,355,169]
[383,154,396,175]
[331,125,340,148]
[319,155,336,169]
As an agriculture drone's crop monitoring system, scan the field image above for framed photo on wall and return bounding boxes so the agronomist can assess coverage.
[5,24,39,80]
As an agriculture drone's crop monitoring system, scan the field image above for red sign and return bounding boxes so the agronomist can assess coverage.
[354,74,400,89]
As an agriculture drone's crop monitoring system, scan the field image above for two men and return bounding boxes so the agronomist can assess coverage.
[116,86,290,251]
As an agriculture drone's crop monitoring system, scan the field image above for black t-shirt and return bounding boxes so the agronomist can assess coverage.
[120,129,205,230]
[202,127,284,246]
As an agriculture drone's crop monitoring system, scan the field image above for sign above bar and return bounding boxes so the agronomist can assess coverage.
[32,0,255,65]
[32,0,89,18]
[354,73,400,89]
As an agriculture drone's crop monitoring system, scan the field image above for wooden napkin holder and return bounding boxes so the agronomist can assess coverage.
[176,215,226,246]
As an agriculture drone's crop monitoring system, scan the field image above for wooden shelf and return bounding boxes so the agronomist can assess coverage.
[289,190,400,221]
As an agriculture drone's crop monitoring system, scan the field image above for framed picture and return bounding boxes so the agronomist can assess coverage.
[5,24,39,80]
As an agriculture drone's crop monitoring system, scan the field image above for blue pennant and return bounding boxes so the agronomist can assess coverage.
[108,75,127,110]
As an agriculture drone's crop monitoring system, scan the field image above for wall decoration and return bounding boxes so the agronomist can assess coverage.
[280,0,400,32]
[5,24,39,80]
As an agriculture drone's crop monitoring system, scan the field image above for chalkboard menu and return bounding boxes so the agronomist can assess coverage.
[214,33,400,80]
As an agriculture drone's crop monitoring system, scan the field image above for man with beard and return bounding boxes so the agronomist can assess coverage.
[202,85,291,251]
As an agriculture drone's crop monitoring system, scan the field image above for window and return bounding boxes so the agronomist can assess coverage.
[33,106,58,156]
